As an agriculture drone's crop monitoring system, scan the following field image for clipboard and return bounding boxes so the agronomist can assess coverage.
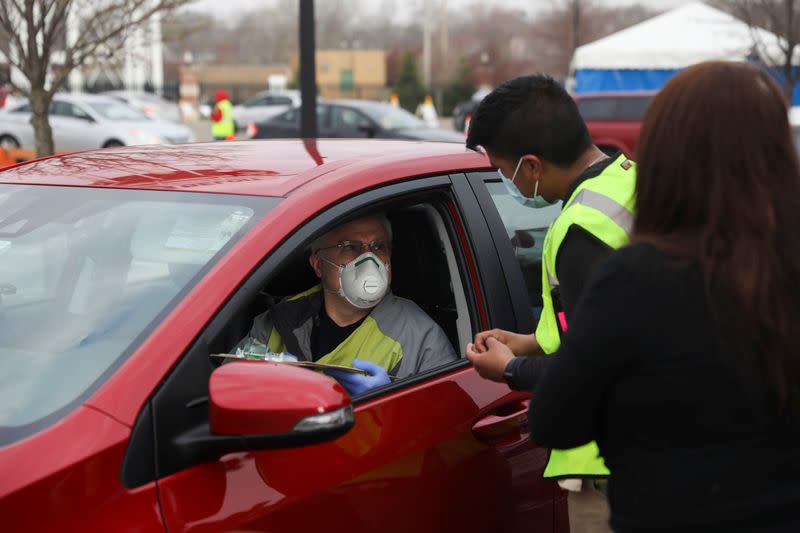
[211,353,370,375]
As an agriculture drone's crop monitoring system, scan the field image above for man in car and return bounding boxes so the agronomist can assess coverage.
[233,213,457,395]
[464,74,637,533]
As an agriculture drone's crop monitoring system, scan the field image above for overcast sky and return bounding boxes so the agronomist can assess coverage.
[192,0,699,20]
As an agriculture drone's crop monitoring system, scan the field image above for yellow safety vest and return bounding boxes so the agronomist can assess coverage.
[212,99,235,138]
[536,153,637,478]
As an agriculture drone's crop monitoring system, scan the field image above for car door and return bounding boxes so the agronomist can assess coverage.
[2,103,36,148]
[463,171,569,531]
[49,101,98,151]
[329,105,376,138]
[123,175,560,533]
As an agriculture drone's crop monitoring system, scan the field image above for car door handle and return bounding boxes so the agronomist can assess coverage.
[472,400,529,441]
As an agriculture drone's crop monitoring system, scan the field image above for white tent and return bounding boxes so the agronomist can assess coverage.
[572,2,796,96]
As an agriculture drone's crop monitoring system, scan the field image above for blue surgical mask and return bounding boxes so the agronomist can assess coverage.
[498,157,554,209]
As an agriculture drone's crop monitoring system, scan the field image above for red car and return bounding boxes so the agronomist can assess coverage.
[573,91,655,157]
[0,139,568,532]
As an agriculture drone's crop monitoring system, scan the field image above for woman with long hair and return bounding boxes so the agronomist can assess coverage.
[527,61,800,532]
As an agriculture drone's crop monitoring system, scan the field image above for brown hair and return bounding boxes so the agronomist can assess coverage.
[635,61,800,410]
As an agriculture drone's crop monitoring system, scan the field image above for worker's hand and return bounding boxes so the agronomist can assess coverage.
[466,337,515,383]
[473,329,539,356]
[326,359,391,396]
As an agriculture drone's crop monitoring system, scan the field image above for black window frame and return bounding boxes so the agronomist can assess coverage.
[462,171,544,333]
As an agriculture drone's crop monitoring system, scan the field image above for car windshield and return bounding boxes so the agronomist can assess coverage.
[87,101,149,121]
[0,185,278,445]
[359,104,427,130]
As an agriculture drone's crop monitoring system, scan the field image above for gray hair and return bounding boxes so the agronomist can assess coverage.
[311,213,393,253]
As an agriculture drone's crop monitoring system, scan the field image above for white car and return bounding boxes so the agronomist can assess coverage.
[0,93,194,151]
[103,90,182,123]
[231,90,300,131]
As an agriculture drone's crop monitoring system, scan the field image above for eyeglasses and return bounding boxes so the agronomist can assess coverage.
[316,240,392,261]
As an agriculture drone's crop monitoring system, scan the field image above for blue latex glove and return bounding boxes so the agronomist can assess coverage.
[327,359,391,396]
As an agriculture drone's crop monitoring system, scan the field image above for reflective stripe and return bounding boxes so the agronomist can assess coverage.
[570,189,634,234]
[544,188,634,290]
[545,260,558,289]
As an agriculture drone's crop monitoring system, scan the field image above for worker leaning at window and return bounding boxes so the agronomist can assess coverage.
[465,74,636,533]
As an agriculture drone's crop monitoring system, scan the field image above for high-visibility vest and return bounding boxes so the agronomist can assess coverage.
[212,99,235,138]
[536,153,637,479]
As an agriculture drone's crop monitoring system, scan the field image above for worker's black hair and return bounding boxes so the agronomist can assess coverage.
[465,74,592,167]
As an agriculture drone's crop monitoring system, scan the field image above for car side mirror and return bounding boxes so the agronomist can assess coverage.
[511,230,535,249]
[176,361,354,465]
[210,360,353,437]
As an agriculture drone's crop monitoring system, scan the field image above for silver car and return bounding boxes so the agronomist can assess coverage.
[103,90,182,123]
[0,93,194,151]
[231,90,300,131]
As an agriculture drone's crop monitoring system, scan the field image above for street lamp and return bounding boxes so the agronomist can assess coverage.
[300,0,317,138]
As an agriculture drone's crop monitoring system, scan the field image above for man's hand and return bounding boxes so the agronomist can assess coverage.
[326,359,391,396]
[466,337,515,382]
[472,329,539,356]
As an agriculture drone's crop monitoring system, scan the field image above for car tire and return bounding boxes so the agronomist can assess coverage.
[0,135,20,150]
[103,140,124,148]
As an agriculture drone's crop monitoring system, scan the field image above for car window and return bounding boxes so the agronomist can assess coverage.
[276,108,298,124]
[274,106,326,126]
[226,197,471,397]
[10,102,32,113]
[793,126,800,155]
[359,104,426,130]
[87,101,148,121]
[0,184,278,446]
[484,179,562,311]
[576,97,617,120]
[245,97,269,107]
[270,96,293,106]
[49,101,70,117]
[67,103,92,120]
[616,96,651,120]
[331,107,371,131]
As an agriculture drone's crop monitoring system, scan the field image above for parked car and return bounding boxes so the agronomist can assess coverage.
[232,90,301,131]
[249,99,465,142]
[0,139,567,532]
[573,91,655,156]
[452,87,492,135]
[0,93,194,150]
[103,90,182,123]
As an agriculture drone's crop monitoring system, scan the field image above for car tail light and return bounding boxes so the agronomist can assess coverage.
[142,105,156,117]
[246,122,258,138]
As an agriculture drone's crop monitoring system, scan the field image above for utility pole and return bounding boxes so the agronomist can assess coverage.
[572,0,581,55]
[423,0,432,92]
[437,0,448,113]
[299,0,317,138]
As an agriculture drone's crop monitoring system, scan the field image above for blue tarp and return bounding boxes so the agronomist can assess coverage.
[576,67,800,105]
[575,69,680,93]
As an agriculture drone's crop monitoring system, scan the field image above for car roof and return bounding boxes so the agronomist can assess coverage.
[0,139,490,197]
[328,99,394,110]
[55,92,124,104]
[251,89,301,98]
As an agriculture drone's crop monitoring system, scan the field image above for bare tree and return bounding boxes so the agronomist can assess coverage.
[0,0,190,156]
[533,1,657,79]
[720,0,800,102]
